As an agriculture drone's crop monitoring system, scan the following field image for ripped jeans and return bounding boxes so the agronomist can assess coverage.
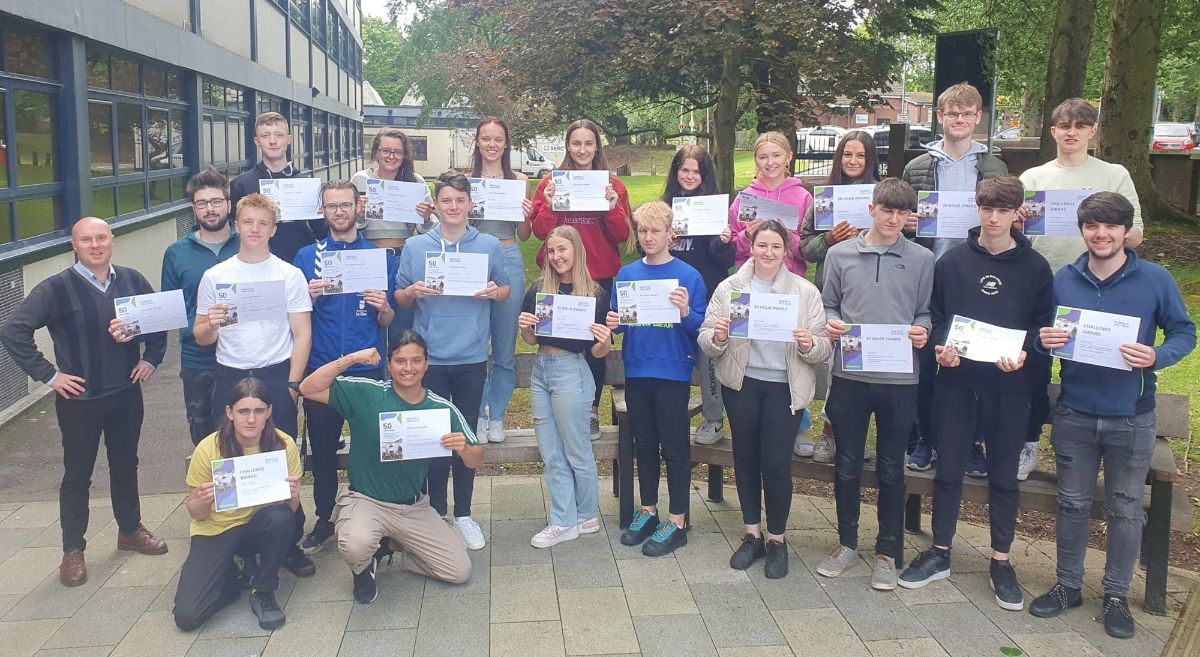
[1050,402,1156,597]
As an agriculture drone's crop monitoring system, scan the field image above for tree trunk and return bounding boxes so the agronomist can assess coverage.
[1039,0,1097,160]
[1194,97,1200,125]
[712,46,741,194]
[1021,87,1043,138]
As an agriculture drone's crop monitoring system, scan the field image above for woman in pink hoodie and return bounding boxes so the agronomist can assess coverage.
[728,132,813,276]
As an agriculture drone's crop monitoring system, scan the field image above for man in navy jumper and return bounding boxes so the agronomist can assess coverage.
[1029,192,1195,639]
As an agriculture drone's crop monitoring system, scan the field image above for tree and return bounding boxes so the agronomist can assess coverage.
[362,16,407,105]
[1038,0,1097,159]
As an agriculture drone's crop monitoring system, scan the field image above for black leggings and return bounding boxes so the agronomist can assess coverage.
[425,362,487,518]
[722,377,805,535]
[585,277,614,408]
[626,377,692,517]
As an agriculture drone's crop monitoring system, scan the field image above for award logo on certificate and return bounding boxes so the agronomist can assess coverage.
[916,191,978,239]
[364,178,427,224]
[840,324,914,373]
[320,249,389,295]
[114,289,188,338]
[616,279,680,326]
[259,178,322,222]
[379,409,452,461]
[468,178,527,222]
[813,184,875,230]
[736,193,801,230]
[534,293,596,341]
[1021,190,1096,237]
[671,194,729,236]
[727,292,796,342]
[944,315,1026,364]
[212,451,291,512]
[423,251,488,297]
[551,171,610,212]
[1051,306,1141,371]
[214,280,288,325]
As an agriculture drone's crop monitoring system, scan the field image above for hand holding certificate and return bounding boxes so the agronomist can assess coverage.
[379,409,452,461]
[551,171,610,212]
[423,252,489,297]
[364,178,428,224]
[320,248,389,295]
[215,280,288,324]
[813,184,875,230]
[736,193,801,230]
[534,293,597,341]
[941,315,1026,365]
[727,292,796,342]
[916,191,978,239]
[671,194,729,236]
[1048,306,1141,370]
[840,324,914,373]
[113,289,188,338]
[259,178,322,221]
[212,450,291,512]
[1021,190,1095,237]
[615,279,680,325]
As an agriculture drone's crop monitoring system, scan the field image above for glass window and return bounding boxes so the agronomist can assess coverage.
[213,116,227,164]
[170,113,184,169]
[232,118,245,162]
[116,104,144,174]
[88,101,114,177]
[14,91,57,186]
[6,32,52,79]
[311,0,325,47]
[225,85,241,110]
[0,204,11,244]
[0,91,6,187]
[149,177,170,207]
[15,196,60,239]
[291,0,310,30]
[86,52,109,88]
[144,65,166,98]
[202,114,213,165]
[411,136,428,161]
[117,181,144,215]
[147,108,170,171]
[111,56,139,94]
[93,187,117,220]
[172,174,189,201]
[167,72,181,100]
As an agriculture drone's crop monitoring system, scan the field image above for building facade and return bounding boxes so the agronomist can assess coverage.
[0,0,364,418]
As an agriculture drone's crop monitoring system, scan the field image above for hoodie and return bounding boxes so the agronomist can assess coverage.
[395,224,510,365]
[931,227,1054,393]
[902,139,1008,261]
[728,178,812,276]
[530,174,632,281]
[161,228,241,369]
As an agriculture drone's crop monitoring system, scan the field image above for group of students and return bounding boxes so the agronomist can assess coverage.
[0,82,1192,641]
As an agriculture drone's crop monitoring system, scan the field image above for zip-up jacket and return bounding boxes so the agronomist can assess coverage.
[530,174,631,281]
[727,177,812,275]
[230,161,329,263]
[161,228,241,369]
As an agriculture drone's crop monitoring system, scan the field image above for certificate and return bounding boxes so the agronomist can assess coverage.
[1051,306,1141,371]
[813,184,875,230]
[735,193,801,230]
[534,292,597,341]
[727,291,796,342]
[364,178,427,225]
[424,251,489,297]
[916,190,978,239]
[671,194,729,236]
[551,170,610,212]
[113,289,188,338]
[379,409,452,461]
[615,279,680,325]
[1022,190,1096,237]
[944,315,1026,364]
[215,280,287,324]
[469,178,527,222]
[321,248,389,295]
[212,450,291,512]
[840,324,914,373]
[259,178,322,222]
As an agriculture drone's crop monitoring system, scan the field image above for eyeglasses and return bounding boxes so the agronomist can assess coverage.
[377,148,404,159]
[192,198,227,210]
[322,202,356,213]
[941,111,979,120]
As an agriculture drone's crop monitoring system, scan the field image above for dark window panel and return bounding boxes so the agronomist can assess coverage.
[172,174,190,201]
[170,113,185,169]
[93,187,117,220]
[116,104,144,174]
[147,108,170,171]
[167,72,181,100]
[0,91,7,187]
[14,91,57,186]
[88,101,114,177]
[149,177,170,207]
[117,181,145,215]
[224,84,240,109]
[144,64,167,98]
[0,203,12,244]
[86,51,110,88]
[411,136,428,161]
[15,196,61,239]
[6,32,52,79]
[202,114,213,166]
[111,56,139,94]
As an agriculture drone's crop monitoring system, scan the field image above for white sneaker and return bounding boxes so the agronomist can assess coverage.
[1017,442,1040,481]
[476,417,489,443]
[794,441,815,458]
[488,420,505,443]
[454,516,486,550]
[694,419,725,445]
[576,517,601,534]
[531,524,579,548]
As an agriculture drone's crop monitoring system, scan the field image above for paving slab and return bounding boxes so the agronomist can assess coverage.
[632,613,718,657]
[490,481,547,521]
[413,593,489,657]
[34,647,114,657]
[196,577,298,640]
[184,637,270,657]
[260,600,353,657]
[490,620,565,657]
[109,610,197,657]
[772,607,868,657]
[617,559,697,617]
[285,549,355,603]
[673,532,747,585]
[490,519,554,567]
[344,568,424,631]
[690,581,784,648]
[490,563,559,623]
[817,575,929,641]
[0,618,66,657]
[40,586,158,649]
[716,647,796,657]
[1009,631,1103,657]
[0,547,67,597]
[862,638,950,657]
[551,531,620,590]
[337,629,416,657]
[3,546,131,621]
[558,587,638,656]
[909,602,1015,657]
[746,555,832,611]
[950,571,1068,636]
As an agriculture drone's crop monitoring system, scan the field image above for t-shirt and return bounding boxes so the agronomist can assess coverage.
[196,254,312,369]
[327,376,478,504]
[186,430,302,537]
[1020,156,1144,272]
[744,276,788,383]
[521,282,610,354]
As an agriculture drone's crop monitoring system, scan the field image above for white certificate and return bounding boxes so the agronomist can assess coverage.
[551,170,610,212]
[424,251,489,297]
[113,289,188,338]
[671,194,729,236]
[534,292,597,341]
[212,450,291,512]
[727,291,796,342]
[321,248,389,295]
[839,324,914,373]
[364,178,427,225]
[215,280,287,325]
[379,409,452,461]
[813,184,875,230]
[735,193,801,230]
[615,279,680,325]
[1022,190,1096,237]
[1051,306,1141,371]
[916,190,978,239]
[259,178,322,221]
[944,315,1026,364]
[469,178,527,222]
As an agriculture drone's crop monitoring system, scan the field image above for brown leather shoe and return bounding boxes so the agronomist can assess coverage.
[117,525,168,555]
[60,551,87,587]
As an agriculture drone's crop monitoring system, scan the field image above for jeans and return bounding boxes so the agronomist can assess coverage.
[180,367,216,446]
[625,377,692,517]
[481,243,525,422]
[425,361,487,518]
[722,377,805,535]
[532,352,599,527]
[305,369,383,522]
[1051,402,1156,597]
[212,360,297,440]
[909,343,937,452]
[695,347,724,424]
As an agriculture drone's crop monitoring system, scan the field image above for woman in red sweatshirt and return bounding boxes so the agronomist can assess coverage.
[727,131,813,276]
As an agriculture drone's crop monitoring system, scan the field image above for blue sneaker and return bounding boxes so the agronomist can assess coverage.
[906,437,936,471]
[642,521,688,557]
[620,509,659,546]
[965,442,987,478]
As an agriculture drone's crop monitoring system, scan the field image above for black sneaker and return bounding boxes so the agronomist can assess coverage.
[283,546,316,577]
[1100,595,1135,639]
[620,509,659,546]
[764,539,789,579]
[729,534,765,570]
[965,442,988,478]
[1029,583,1083,618]
[641,521,687,557]
[300,519,334,555]
[249,589,286,630]
[898,549,951,589]
[374,538,395,567]
[352,559,378,604]
[989,559,1025,611]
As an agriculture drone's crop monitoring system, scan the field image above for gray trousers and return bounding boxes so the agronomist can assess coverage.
[695,348,724,424]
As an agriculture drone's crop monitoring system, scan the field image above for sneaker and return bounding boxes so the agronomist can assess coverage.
[898,549,951,589]
[1016,442,1039,481]
[764,539,788,579]
[793,441,815,458]
[373,539,395,567]
[871,555,898,590]
[589,413,600,441]
[1101,595,1136,639]
[729,534,765,570]
[694,419,725,445]
[249,589,286,629]
[453,516,486,550]
[531,523,579,548]
[620,509,659,546]
[642,521,688,557]
[300,518,335,555]
[576,517,601,534]
[906,437,935,471]
[352,560,378,604]
[1029,583,1083,618]
[965,442,987,478]
[283,546,316,577]
[477,416,489,442]
[989,559,1025,611]
[488,420,505,443]
[812,424,835,464]
[816,545,859,578]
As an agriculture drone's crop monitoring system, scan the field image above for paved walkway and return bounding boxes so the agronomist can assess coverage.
[0,474,1191,657]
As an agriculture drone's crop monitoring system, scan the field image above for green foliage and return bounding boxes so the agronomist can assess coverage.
[361,16,406,105]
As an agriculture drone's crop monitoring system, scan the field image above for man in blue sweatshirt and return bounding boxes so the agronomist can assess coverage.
[293,181,397,554]
[606,201,707,557]
[161,166,240,445]
[1029,192,1195,639]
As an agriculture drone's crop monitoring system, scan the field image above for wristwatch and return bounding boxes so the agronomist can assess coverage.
[287,381,302,392]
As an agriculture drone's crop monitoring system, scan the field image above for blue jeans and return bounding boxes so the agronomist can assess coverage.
[532,352,599,526]
[481,243,525,421]
[1050,402,1156,597]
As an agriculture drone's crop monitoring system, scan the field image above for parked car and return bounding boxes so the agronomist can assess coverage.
[1151,123,1194,151]
[993,126,1021,140]
[798,125,848,153]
